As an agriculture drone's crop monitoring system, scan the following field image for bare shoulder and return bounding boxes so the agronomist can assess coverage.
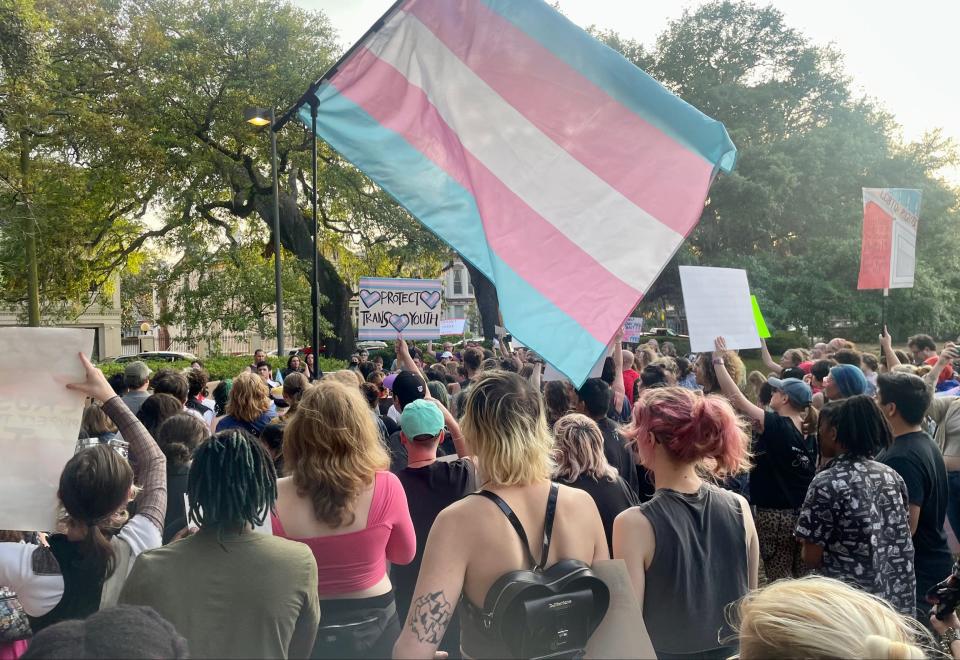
[613,506,651,536]
[556,483,598,510]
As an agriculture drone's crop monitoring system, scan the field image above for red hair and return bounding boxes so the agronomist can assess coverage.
[625,387,750,476]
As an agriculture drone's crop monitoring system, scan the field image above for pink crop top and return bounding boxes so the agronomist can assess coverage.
[271,470,416,595]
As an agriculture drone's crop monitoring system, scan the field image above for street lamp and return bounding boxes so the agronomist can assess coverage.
[244,106,284,356]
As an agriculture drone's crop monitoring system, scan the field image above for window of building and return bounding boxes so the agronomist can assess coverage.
[453,268,463,295]
[453,304,464,319]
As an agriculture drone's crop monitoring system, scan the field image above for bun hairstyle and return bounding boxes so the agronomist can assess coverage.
[58,445,135,578]
[155,413,210,466]
[626,386,750,477]
[734,576,929,659]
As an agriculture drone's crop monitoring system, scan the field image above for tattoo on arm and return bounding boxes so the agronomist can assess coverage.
[410,590,453,645]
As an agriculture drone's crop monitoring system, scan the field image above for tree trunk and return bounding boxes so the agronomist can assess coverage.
[20,132,40,327]
[462,259,499,341]
[254,190,355,359]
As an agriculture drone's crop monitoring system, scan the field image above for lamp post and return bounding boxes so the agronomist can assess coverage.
[244,106,284,357]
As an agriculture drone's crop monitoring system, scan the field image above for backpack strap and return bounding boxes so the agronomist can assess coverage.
[471,482,560,571]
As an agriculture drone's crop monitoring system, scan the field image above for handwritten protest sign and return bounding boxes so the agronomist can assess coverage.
[622,317,644,343]
[0,328,93,531]
[857,188,921,290]
[751,296,771,338]
[680,266,760,353]
[358,277,442,340]
[439,318,466,335]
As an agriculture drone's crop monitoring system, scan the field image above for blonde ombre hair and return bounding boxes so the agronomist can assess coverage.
[553,413,617,482]
[225,372,272,422]
[734,577,930,659]
[284,380,389,527]
[461,371,554,486]
[328,369,363,388]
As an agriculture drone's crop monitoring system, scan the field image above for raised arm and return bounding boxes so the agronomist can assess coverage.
[435,399,469,458]
[396,337,426,382]
[67,353,166,532]
[759,338,783,376]
[713,337,765,426]
[880,325,901,370]
[612,329,626,412]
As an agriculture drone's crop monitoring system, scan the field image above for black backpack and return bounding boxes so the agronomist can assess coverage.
[463,482,610,659]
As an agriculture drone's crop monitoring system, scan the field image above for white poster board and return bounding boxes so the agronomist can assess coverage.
[622,317,644,343]
[358,277,442,340]
[0,328,93,531]
[439,318,466,335]
[679,266,760,353]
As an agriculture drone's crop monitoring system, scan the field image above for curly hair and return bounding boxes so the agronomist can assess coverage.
[696,350,746,393]
[284,381,390,527]
[225,372,271,423]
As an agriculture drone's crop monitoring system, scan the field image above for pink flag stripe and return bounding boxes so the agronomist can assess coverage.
[331,47,643,342]
[405,0,716,237]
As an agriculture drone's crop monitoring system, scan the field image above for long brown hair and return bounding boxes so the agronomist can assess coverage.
[284,381,389,527]
[58,445,134,578]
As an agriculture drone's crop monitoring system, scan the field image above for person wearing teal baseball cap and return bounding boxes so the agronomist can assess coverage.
[394,398,476,657]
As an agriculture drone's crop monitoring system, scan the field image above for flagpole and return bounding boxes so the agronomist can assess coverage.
[882,288,888,331]
[310,99,322,378]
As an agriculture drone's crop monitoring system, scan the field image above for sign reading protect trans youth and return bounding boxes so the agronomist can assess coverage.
[857,188,922,290]
[358,277,442,340]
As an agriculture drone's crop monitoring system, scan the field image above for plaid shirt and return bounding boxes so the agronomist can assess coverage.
[102,396,166,533]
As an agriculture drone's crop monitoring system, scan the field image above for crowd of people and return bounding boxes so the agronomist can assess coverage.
[3,327,960,659]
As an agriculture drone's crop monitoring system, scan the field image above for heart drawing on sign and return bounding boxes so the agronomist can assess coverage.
[420,290,440,309]
[389,314,410,333]
[359,290,381,308]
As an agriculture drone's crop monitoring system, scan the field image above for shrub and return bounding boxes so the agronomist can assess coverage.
[764,330,811,356]
[98,354,346,381]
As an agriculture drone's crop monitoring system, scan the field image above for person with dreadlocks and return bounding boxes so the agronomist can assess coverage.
[119,429,320,659]
[0,353,166,632]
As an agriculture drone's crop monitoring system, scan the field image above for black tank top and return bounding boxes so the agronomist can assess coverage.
[27,534,106,632]
[640,484,748,657]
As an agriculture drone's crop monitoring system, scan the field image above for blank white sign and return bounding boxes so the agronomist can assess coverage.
[679,266,760,353]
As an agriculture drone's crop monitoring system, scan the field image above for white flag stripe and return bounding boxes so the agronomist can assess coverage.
[366,11,685,290]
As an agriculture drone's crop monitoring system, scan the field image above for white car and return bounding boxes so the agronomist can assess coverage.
[356,340,388,351]
[111,351,198,364]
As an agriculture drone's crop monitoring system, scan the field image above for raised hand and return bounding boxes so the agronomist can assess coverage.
[713,336,728,356]
[65,352,116,403]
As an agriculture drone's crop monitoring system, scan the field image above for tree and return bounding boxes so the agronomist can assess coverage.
[598,1,960,340]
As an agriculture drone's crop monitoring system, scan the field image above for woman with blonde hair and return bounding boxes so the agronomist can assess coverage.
[734,576,931,659]
[272,380,415,658]
[553,413,638,554]
[215,371,276,437]
[614,386,758,659]
[393,371,608,659]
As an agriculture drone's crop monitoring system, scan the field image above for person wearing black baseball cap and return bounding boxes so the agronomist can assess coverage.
[713,337,818,581]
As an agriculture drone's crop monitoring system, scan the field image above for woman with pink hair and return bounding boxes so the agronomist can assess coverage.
[613,386,758,659]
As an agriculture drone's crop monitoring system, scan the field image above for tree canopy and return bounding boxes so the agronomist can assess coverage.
[2,0,958,352]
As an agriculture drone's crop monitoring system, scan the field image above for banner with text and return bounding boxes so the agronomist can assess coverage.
[857,188,922,290]
[358,277,442,340]
[622,317,644,343]
[0,328,93,531]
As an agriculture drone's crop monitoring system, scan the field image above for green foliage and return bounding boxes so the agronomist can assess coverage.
[618,1,960,341]
[97,354,345,381]
[764,329,812,356]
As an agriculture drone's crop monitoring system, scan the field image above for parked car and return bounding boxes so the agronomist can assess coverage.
[356,340,388,351]
[110,350,198,364]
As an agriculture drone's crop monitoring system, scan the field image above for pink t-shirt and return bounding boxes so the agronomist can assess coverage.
[271,471,416,595]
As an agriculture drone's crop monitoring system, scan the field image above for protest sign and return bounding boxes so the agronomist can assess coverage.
[680,266,760,353]
[751,295,771,339]
[439,318,466,335]
[0,327,93,531]
[358,277,442,340]
[857,188,921,290]
[622,317,644,343]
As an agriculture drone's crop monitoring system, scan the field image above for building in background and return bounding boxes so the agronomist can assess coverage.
[441,258,478,335]
[0,284,122,361]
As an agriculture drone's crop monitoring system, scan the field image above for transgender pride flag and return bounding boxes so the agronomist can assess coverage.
[296,0,737,385]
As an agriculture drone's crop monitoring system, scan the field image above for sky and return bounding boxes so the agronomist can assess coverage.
[296,0,960,181]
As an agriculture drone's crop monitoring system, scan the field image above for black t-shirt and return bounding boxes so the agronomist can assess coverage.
[595,417,650,500]
[561,473,638,555]
[394,459,477,652]
[387,430,456,472]
[879,431,953,580]
[749,411,816,509]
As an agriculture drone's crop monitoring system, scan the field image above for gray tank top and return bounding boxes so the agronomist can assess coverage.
[640,483,748,657]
